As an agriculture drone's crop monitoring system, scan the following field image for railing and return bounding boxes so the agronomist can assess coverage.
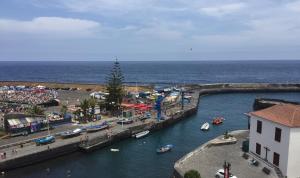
[249,151,284,178]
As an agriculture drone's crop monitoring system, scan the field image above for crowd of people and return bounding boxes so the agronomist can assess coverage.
[0,89,57,105]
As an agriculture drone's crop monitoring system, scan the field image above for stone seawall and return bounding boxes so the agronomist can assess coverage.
[80,107,199,153]
[0,142,79,171]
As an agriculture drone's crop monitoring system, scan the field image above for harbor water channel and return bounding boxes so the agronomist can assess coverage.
[2,92,300,178]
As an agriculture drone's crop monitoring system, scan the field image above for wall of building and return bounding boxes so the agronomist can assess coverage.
[249,116,290,176]
[287,128,300,178]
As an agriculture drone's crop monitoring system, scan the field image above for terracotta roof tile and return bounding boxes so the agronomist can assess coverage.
[250,104,300,127]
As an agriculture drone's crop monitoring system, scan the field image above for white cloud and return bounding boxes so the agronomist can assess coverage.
[3,0,300,60]
[286,0,300,12]
[137,26,182,40]
[0,17,100,37]
[53,0,153,13]
[200,2,246,17]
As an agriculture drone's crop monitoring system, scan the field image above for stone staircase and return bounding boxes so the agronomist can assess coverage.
[274,167,284,178]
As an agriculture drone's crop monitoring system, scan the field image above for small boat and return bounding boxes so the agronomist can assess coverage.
[61,128,82,138]
[117,118,133,125]
[110,148,120,152]
[156,144,173,153]
[87,124,108,133]
[86,122,109,133]
[201,122,210,131]
[212,117,224,125]
[133,130,150,139]
[35,135,55,146]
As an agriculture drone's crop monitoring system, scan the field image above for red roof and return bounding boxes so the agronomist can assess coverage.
[249,104,300,127]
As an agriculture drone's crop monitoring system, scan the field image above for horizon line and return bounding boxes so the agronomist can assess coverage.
[0,59,300,62]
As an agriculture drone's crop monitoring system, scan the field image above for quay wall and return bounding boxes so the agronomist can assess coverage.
[80,107,199,153]
[1,83,300,171]
[0,142,79,171]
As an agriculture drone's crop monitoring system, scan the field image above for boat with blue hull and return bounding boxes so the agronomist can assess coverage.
[34,135,55,146]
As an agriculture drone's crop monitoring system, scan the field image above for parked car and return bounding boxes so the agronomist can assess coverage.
[215,169,237,178]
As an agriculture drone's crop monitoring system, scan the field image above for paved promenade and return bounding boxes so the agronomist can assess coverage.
[174,130,277,178]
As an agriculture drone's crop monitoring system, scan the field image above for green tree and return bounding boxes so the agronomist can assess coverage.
[27,105,44,115]
[60,104,68,117]
[73,109,81,120]
[97,100,106,112]
[88,98,97,117]
[80,99,90,122]
[105,59,124,116]
[184,170,201,178]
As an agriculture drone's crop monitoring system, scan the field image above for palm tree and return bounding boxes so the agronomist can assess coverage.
[80,99,90,122]
[89,98,97,117]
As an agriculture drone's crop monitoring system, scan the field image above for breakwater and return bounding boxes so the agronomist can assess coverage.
[253,98,300,111]
[1,83,300,171]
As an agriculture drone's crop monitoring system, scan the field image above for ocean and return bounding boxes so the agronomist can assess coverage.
[0,60,300,84]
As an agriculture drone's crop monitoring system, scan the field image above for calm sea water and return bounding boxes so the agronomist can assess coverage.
[0,61,300,84]
[4,92,300,178]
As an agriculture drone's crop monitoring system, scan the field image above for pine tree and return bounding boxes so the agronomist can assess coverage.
[105,59,124,116]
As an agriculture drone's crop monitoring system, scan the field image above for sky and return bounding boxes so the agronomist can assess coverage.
[0,0,300,61]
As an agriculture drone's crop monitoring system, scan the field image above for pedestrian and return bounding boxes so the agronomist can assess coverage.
[47,145,50,150]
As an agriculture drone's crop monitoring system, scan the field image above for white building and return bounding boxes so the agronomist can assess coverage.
[249,104,300,178]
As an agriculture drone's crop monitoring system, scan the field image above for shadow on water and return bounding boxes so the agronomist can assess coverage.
[3,92,300,178]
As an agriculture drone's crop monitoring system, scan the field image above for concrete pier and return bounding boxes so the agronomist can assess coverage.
[173,130,278,178]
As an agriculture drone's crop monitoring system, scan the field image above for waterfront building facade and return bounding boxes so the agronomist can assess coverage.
[249,104,300,178]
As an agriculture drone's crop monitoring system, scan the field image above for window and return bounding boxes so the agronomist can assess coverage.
[273,152,280,167]
[257,120,262,134]
[275,127,281,142]
[256,143,261,155]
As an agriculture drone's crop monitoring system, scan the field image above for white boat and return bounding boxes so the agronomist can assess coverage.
[201,122,210,131]
[156,144,173,153]
[134,130,150,139]
[61,128,82,138]
[110,148,120,152]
